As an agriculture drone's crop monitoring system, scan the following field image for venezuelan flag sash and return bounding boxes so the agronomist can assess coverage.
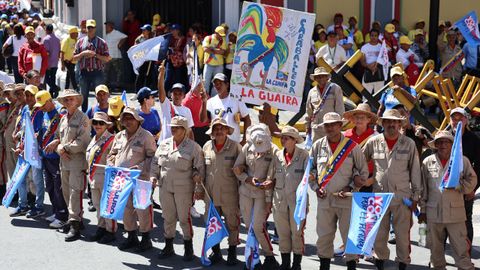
[318,137,357,188]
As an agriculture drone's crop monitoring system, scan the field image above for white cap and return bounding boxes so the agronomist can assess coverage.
[450,107,467,117]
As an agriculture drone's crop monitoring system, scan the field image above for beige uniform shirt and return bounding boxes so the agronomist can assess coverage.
[4,102,21,147]
[363,134,422,205]
[86,131,114,188]
[234,143,278,202]
[0,99,10,148]
[55,109,91,170]
[420,154,477,223]
[203,138,241,207]
[107,126,156,180]
[151,136,205,193]
[269,146,309,211]
[310,135,369,209]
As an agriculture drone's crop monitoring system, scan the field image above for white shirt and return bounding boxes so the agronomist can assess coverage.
[35,26,46,42]
[316,44,347,68]
[207,94,249,142]
[105,29,127,59]
[6,35,26,57]
[0,71,13,84]
[173,105,194,128]
[326,24,348,33]
[396,48,422,68]
[361,43,382,64]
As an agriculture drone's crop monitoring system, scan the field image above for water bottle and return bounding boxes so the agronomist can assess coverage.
[418,223,427,247]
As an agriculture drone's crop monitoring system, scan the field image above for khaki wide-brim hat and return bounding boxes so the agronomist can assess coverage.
[206,117,234,136]
[91,111,113,126]
[377,109,407,126]
[168,115,189,131]
[274,125,304,144]
[427,130,454,149]
[119,106,144,124]
[248,124,272,154]
[343,103,378,124]
[319,112,347,126]
[57,89,83,107]
[310,67,330,80]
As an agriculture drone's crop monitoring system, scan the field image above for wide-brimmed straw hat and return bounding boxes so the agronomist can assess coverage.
[377,109,407,126]
[310,67,330,80]
[274,126,304,144]
[91,111,113,126]
[427,130,454,149]
[343,103,378,124]
[206,117,234,136]
[57,89,83,107]
[319,112,347,126]
[119,106,144,123]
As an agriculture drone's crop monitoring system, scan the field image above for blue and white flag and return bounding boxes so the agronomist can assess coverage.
[24,110,42,169]
[133,179,152,210]
[304,133,313,150]
[191,43,202,90]
[2,156,31,208]
[121,90,128,107]
[99,166,139,220]
[127,34,171,75]
[294,157,313,229]
[376,40,390,80]
[200,200,230,266]
[244,209,261,270]
[345,192,394,256]
[455,11,480,46]
[440,122,463,191]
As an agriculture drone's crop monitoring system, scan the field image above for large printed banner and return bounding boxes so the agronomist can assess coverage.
[231,2,315,112]
[455,11,480,46]
[345,192,394,256]
[2,156,31,208]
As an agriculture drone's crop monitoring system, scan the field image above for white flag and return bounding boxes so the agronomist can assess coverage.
[376,40,390,80]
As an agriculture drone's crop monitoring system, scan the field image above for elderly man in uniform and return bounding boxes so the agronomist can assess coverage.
[107,107,157,252]
[268,126,309,270]
[151,116,204,261]
[363,109,422,270]
[308,112,368,270]
[233,123,279,269]
[50,89,91,241]
[4,84,25,182]
[202,118,241,265]
[0,82,10,199]
[305,67,344,143]
[419,130,476,270]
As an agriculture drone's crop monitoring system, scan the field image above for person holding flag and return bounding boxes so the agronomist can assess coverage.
[268,126,309,270]
[308,112,368,270]
[363,109,422,270]
[201,117,241,265]
[419,130,476,270]
[4,84,24,184]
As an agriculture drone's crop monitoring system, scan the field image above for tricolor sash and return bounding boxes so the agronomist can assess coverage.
[41,113,61,148]
[88,135,115,181]
[318,137,357,188]
[0,102,9,112]
[309,84,333,133]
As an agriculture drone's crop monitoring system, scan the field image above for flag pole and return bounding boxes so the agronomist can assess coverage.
[199,181,212,202]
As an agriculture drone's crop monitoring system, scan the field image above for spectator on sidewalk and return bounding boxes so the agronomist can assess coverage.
[165,24,188,92]
[42,24,60,98]
[61,27,78,90]
[18,26,48,82]
[202,26,227,96]
[3,24,26,82]
[104,21,127,92]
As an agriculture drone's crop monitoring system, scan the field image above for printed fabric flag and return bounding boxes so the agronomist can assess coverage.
[345,192,394,256]
[376,40,390,80]
[121,90,128,107]
[440,122,463,191]
[2,156,31,208]
[24,110,42,169]
[133,179,152,210]
[230,2,316,112]
[200,200,230,266]
[293,157,313,229]
[191,43,202,90]
[99,166,139,220]
[127,34,170,75]
[244,209,261,269]
[455,11,480,46]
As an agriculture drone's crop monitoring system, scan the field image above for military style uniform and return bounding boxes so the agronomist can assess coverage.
[0,97,9,186]
[3,102,21,180]
[421,154,477,270]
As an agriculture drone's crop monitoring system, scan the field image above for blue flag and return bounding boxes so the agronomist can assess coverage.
[127,34,171,75]
[23,110,42,169]
[345,192,394,256]
[200,200,230,266]
[244,209,261,270]
[121,90,128,107]
[440,122,463,191]
[2,156,31,207]
[304,133,313,150]
[455,11,480,46]
[133,179,152,210]
[294,157,313,229]
[99,166,139,220]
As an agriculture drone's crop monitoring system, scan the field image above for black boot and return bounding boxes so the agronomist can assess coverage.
[279,253,291,270]
[291,254,302,270]
[263,255,280,270]
[346,260,356,270]
[319,258,330,270]
[135,232,152,252]
[183,239,194,261]
[118,231,139,250]
[208,243,223,264]
[158,238,175,259]
[226,245,238,266]
[65,221,81,242]
[0,184,5,204]
[398,262,407,270]
[98,231,116,244]
[89,227,106,242]
[375,259,384,270]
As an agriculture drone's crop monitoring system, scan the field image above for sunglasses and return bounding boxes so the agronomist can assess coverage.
[92,120,106,126]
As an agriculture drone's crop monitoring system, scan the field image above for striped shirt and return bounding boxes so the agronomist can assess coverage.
[75,35,109,72]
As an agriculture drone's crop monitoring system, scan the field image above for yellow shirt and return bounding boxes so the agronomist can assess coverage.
[225,43,235,64]
[314,40,327,51]
[61,37,77,63]
[202,34,227,66]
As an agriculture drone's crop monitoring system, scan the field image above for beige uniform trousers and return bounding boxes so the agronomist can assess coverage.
[273,206,306,254]
[160,188,193,240]
[123,193,153,233]
[60,169,86,222]
[90,187,117,232]
[240,194,273,256]
[205,199,240,246]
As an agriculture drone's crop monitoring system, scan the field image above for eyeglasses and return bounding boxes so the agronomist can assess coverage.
[92,120,106,126]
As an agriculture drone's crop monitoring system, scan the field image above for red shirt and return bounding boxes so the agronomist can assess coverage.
[215,142,224,151]
[386,138,398,151]
[329,141,339,152]
[18,41,48,77]
[345,128,375,173]
[182,91,209,127]
[122,19,141,48]
[284,151,293,165]
[440,159,448,167]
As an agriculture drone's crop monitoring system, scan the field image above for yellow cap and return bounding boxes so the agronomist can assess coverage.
[152,14,161,27]
[399,36,413,45]
[25,26,35,34]
[384,23,395,33]
[25,85,39,95]
[34,90,52,108]
[95,84,109,95]
[69,27,79,34]
[215,26,226,37]
[108,96,124,117]
[86,19,96,28]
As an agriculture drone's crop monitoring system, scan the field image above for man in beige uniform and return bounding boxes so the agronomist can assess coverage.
[420,130,476,270]
[305,67,344,143]
[202,118,241,265]
[309,112,368,270]
[50,89,91,242]
[268,126,309,270]
[4,84,25,181]
[363,109,422,270]
[0,82,10,198]
[233,123,279,270]
[107,107,157,252]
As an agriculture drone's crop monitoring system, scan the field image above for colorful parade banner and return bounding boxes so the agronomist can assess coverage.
[2,156,31,208]
[244,209,261,269]
[440,122,463,191]
[231,2,315,112]
[345,192,394,256]
[293,157,313,229]
[455,11,480,46]
[133,179,152,210]
[200,200,230,266]
[99,166,139,220]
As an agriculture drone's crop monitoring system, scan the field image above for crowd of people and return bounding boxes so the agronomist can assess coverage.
[0,5,478,270]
